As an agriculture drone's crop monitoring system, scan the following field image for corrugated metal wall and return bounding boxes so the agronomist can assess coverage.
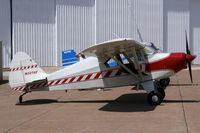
[12,0,57,66]
[1,0,200,66]
[131,0,163,49]
[190,0,200,64]
[0,0,11,67]
[96,0,131,43]
[56,0,95,66]
[96,0,163,48]
[163,0,190,53]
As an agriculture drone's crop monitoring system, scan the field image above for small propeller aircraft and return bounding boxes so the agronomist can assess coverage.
[9,32,196,105]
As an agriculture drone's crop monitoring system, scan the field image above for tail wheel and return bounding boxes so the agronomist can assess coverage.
[157,87,165,99]
[19,91,29,103]
[19,96,23,103]
[147,91,163,105]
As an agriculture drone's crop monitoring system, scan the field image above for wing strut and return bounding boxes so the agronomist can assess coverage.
[140,50,147,63]
[106,53,138,79]
[131,48,144,82]
[122,52,135,66]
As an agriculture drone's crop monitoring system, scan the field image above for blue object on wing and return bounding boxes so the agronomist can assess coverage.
[62,50,79,67]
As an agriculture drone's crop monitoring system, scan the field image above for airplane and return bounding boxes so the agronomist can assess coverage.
[9,33,196,105]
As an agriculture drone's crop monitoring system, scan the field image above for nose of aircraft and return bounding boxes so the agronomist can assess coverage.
[185,54,196,62]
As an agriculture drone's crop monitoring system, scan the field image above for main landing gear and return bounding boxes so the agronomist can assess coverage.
[146,78,170,105]
[147,88,165,105]
[142,79,169,105]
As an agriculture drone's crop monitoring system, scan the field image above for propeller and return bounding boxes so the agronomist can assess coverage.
[185,30,193,84]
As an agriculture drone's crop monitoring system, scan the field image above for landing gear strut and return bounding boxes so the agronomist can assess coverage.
[157,87,165,99]
[142,80,166,105]
[159,78,170,88]
[19,92,27,103]
[19,89,31,103]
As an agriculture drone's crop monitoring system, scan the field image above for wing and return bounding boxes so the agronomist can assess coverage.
[81,38,146,82]
[81,38,144,60]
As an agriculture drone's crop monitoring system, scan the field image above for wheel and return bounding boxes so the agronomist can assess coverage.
[159,78,170,87]
[157,87,165,99]
[19,96,23,103]
[147,91,163,105]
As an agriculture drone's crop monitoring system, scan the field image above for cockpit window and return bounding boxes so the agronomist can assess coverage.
[105,58,117,67]
[104,54,128,67]
[143,46,157,56]
[104,53,139,74]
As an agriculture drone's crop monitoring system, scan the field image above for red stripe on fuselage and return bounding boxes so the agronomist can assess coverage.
[85,74,93,80]
[77,75,84,82]
[69,77,76,83]
[61,78,68,84]
[145,53,187,72]
[104,70,112,78]
[94,72,101,79]
[115,69,122,76]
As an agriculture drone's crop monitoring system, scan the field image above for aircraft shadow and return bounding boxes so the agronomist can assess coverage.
[16,99,58,105]
[0,80,8,85]
[61,93,156,112]
[99,93,156,112]
[16,93,156,112]
[16,95,200,107]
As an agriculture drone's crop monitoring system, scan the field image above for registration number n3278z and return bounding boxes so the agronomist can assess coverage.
[25,71,38,75]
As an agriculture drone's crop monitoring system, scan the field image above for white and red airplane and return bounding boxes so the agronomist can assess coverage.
[9,34,196,105]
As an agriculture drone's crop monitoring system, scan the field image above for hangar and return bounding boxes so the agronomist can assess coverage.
[0,0,200,67]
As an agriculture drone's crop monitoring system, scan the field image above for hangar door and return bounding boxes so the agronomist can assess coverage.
[0,0,11,67]
[56,0,95,66]
[12,0,57,66]
[190,0,200,64]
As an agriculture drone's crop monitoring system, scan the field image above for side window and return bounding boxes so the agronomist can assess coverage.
[105,58,118,67]
[104,51,145,68]
[120,54,129,64]
[129,51,146,62]
[104,54,129,68]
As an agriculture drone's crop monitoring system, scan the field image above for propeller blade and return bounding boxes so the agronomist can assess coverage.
[185,30,191,55]
[185,30,193,84]
[188,61,193,83]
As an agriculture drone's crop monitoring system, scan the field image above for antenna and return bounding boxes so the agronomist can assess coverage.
[128,0,144,42]
[137,28,143,42]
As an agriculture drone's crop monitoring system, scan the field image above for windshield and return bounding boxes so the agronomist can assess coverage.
[143,46,157,56]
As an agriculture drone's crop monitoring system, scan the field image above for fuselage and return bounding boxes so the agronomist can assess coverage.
[45,52,195,91]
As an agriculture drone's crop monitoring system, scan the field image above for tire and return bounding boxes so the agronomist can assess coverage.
[159,78,170,87]
[147,91,163,105]
[157,87,165,99]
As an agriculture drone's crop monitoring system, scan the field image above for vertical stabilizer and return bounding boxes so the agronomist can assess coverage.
[9,52,47,90]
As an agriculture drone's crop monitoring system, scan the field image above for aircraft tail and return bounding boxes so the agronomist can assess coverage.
[9,52,47,91]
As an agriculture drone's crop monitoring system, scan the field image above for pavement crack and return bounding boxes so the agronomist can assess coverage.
[176,74,189,133]
[3,109,51,133]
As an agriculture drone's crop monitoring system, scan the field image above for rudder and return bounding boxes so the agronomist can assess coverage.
[9,52,47,91]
